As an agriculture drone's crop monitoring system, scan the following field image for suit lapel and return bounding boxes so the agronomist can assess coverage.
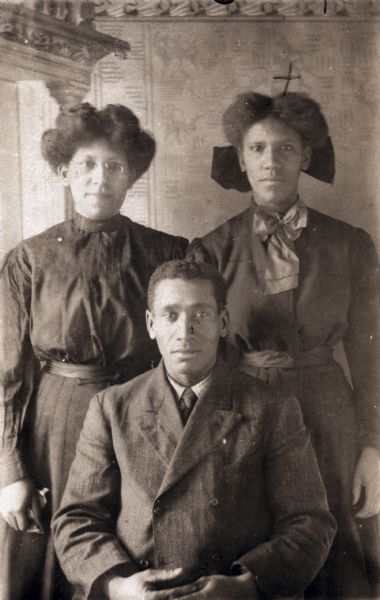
[158,360,242,497]
[136,362,183,468]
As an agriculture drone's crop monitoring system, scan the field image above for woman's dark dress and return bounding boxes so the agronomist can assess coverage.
[188,205,380,599]
[0,212,187,600]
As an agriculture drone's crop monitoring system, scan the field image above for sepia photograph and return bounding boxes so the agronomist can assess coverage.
[0,1,379,598]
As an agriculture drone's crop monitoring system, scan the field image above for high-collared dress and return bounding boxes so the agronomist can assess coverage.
[188,203,380,599]
[0,211,187,600]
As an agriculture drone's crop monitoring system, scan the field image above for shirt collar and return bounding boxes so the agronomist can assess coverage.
[167,369,213,400]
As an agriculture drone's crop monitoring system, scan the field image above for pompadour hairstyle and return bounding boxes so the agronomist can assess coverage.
[223,92,329,149]
[41,103,155,182]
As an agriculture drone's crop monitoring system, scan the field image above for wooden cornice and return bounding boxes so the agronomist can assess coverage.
[0,2,130,105]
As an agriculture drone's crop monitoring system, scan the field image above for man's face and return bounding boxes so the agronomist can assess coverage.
[146,278,228,386]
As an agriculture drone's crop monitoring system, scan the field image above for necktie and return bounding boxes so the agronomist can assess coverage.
[179,387,197,425]
[253,201,307,295]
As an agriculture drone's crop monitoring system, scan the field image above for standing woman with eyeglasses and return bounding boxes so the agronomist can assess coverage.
[0,103,187,600]
[188,91,380,598]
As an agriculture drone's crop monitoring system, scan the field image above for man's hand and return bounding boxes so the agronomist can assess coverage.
[108,571,258,600]
[353,446,380,519]
[0,478,43,532]
[159,572,258,599]
[107,568,184,600]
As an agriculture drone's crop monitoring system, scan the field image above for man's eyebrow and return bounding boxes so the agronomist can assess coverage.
[159,302,215,310]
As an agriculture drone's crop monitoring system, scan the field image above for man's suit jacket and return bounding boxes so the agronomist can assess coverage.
[53,359,336,599]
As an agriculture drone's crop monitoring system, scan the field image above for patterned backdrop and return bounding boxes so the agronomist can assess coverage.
[88,17,380,247]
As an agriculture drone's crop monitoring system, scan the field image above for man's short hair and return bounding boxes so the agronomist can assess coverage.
[147,259,227,313]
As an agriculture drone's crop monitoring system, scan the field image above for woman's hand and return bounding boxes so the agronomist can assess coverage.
[352,447,380,519]
[0,478,43,532]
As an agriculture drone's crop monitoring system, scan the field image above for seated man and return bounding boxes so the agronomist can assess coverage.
[53,259,336,600]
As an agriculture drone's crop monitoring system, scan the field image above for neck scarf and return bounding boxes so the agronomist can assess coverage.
[253,200,307,295]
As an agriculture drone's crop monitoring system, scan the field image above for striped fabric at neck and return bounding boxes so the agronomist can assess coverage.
[252,199,308,295]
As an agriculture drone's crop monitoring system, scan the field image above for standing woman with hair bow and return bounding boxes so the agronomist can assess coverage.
[0,103,187,600]
[188,91,380,598]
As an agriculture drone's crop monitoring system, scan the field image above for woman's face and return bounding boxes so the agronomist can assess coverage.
[60,139,131,220]
[238,117,311,213]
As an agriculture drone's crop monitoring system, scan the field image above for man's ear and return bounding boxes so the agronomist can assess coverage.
[237,147,246,172]
[302,146,312,171]
[146,309,156,340]
[58,164,70,187]
[220,307,229,339]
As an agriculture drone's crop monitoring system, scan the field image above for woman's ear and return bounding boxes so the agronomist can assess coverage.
[127,168,136,191]
[237,147,246,173]
[302,146,312,171]
[58,164,70,187]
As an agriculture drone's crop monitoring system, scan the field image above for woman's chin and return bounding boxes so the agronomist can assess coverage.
[254,194,298,213]
[75,202,120,221]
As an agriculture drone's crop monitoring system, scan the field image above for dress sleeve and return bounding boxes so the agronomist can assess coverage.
[186,238,217,265]
[343,228,380,451]
[0,247,39,488]
[171,236,188,259]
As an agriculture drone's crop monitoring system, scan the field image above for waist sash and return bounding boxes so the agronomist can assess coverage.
[46,360,120,383]
[240,346,334,371]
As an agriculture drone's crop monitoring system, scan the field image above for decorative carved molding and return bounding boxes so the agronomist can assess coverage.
[0,3,130,105]
[87,0,379,19]
[0,4,130,65]
[45,78,90,105]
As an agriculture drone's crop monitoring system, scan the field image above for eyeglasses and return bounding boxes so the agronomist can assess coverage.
[72,159,127,177]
